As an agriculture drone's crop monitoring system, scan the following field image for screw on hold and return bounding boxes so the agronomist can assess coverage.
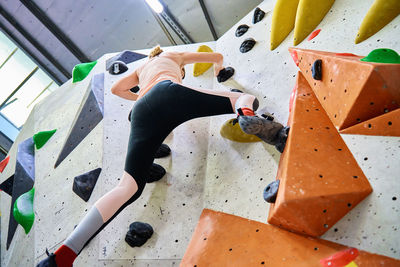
[263,180,280,203]
[240,38,256,53]
[311,59,322,80]
[235,24,249,37]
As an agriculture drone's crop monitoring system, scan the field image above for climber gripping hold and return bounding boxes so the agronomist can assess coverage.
[37,45,286,267]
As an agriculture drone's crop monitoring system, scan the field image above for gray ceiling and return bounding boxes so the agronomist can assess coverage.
[0,0,262,84]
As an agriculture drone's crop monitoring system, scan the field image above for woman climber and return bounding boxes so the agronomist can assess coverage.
[37,46,288,267]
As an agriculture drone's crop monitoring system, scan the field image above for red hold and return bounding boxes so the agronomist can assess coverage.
[0,156,10,173]
[290,50,299,66]
[320,248,359,267]
[308,29,321,41]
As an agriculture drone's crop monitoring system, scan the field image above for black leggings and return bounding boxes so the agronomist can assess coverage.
[81,80,234,252]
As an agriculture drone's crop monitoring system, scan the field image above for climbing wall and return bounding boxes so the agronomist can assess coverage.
[206,0,399,260]
[0,0,399,266]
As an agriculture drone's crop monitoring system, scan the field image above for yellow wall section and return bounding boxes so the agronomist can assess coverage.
[355,0,400,44]
[270,0,300,50]
[193,45,214,77]
[293,0,335,46]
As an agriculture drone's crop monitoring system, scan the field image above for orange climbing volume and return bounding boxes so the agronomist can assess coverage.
[340,108,400,136]
[289,47,400,130]
[267,72,372,237]
[181,209,400,267]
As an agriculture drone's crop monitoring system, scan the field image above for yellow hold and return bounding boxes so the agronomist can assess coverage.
[345,261,358,267]
[270,0,300,50]
[355,0,400,44]
[193,45,214,77]
[293,0,334,46]
[220,118,262,143]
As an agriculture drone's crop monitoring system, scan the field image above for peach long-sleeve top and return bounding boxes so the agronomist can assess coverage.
[111,51,224,101]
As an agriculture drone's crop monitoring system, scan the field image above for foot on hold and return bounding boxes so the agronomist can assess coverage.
[274,126,290,153]
[154,143,171,158]
[36,249,58,267]
[125,222,154,247]
[147,163,166,183]
[238,115,288,152]
[263,180,280,203]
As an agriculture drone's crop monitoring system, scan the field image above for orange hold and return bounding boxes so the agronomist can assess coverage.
[181,209,400,267]
[267,72,372,237]
[289,47,400,130]
[340,108,400,136]
[0,156,10,173]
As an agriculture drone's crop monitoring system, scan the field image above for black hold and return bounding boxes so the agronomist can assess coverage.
[125,222,154,247]
[275,126,290,153]
[230,89,243,93]
[235,24,249,37]
[217,67,235,83]
[311,59,322,80]
[105,50,147,71]
[54,87,103,168]
[0,174,14,196]
[72,168,102,202]
[253,7,265,24]
[108,60,128,75]
[154,144,171,158]
[240,38,256,53]
[130,85,140,93]
[263,180,280,203]
[7,137,35,250]
[147,163,166,183]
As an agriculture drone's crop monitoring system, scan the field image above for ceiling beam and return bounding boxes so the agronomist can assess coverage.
[198,0,218,40]
[0,5,71,80]
[19,0,91,63]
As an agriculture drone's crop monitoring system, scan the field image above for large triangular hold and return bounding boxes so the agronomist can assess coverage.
[181,209,399,266]
[13,187,35,234]
[267,72,372,237]
[340,108,400,136]
[72,61,97,83]
[7,137,35,249]
[54,83,103,168]
[290,47,400,130]
[105,50,147,71]
[72,168,101,202]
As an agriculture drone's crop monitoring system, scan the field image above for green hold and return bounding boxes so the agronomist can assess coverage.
[33,129,57,149]
[13,187,35,234]
[360,48,400,64]
[72,61,97,83]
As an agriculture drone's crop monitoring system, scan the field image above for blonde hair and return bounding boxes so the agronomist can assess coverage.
[149,45,163,58]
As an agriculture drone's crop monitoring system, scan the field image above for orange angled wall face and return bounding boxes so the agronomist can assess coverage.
[267,72,372,237]
[289,47,400,130]
[181,209,400,267]
[340,108,400,136]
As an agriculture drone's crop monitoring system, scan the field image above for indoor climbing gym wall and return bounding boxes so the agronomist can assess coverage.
[0,0,399,266]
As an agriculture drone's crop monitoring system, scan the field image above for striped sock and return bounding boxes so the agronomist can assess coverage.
[54,245,77,267]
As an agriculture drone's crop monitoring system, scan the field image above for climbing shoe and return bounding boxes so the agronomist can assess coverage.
[154,144,171,158]
[238,115,289,152]
[147,163,166,183]
[36,249,58,267]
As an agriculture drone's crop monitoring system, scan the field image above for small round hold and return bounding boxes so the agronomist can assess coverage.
[125,222,154,247]
[108,60,128,75]
[263,180,280,203]
[240,38,256,53]
[230,88,243,93]
[154,143,171,158]
[235,24,249,37]
[253,7,265,24]
[217,67,235,83]
[311,59,322,80]
[147,163,166,183]
[130,85,140,93]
